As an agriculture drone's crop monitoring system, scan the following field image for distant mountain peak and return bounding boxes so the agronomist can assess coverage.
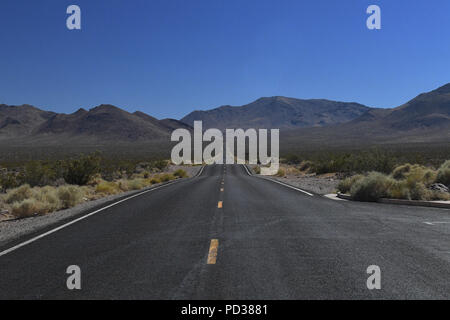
[433,83,450,94]
[181,96,371,130]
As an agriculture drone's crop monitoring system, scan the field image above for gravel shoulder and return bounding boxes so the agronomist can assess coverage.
[0,165,201,248]
[266,174,340,195]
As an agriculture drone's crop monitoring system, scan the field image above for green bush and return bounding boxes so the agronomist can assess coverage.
[350,172,394,202]
[436,160,450,186]
[21,161,56,187]
[63,153,101,185]
[337,175,364,194]
[0,172,19,192]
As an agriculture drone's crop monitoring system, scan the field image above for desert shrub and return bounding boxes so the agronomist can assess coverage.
[173,169,188,178]
[150,176,161,184]
[350,172,394,202]
[5,184,32,204]
[386,180,411,200]
[337,175,364,194]
[276,168,286,177]
[95,180,120,195]
[127,178,147,190]
[57,185,84,208]
[283,154,301,164]
[392,164,436,186]
[160,173,175,182]
[408,182,431,201]
[436,160,450,186]
[152,160,168,171]
[33,186,62,212]
[298,161,313,172]
[21,161,56,187]
[253,166,261,174]
[117,179,130,192]
[392,164,413,180]
[430,191,450,201]
[63,153,101,185]
[0,172,19,192]
[12,199,47,218]
[286,167,301,175]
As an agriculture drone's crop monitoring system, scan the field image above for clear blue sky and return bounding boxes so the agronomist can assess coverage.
[0,0,449,119]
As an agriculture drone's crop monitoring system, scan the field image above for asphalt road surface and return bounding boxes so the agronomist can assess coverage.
[1,165,450,299]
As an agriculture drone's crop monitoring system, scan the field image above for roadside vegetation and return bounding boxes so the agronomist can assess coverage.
[0,153,188,219]
[337,161,450,202]
[253,148,450,202]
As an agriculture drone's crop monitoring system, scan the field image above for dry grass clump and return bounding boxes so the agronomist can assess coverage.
[253,166,261,174]
[173,169,188,178]
[95,180,120,195]
[6,184,87,217]
[276,168,286,177]
[150,176,161,184]
[126,178,149,190]
[159,173,175,182]
[57,185,85,208]
[2,164,190,219]
[298,160,313,172]
[11,199,48,218]
[5,184,33,204]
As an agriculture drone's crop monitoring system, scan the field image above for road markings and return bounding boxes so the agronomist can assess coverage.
[196,166,205,177]
[220,188,224,192]
[207,239,219,264]
[218,201,223,208]
[243,164,252,176]
[424,221,450,226]
[0,179,183,258]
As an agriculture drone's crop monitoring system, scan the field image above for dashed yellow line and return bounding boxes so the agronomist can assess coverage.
[207,239,219,264]
[217,201,223,208]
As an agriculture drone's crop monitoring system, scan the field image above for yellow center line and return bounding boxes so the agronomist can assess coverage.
[207,239,219,264]
[217,201,223,208]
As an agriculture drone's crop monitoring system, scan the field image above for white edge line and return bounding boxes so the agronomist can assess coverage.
[243,164,252,176]
[257,176,314,197]
[196,165,205,177]
[0,179,183,258]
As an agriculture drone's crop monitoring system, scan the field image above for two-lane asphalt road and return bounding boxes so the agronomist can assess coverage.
[1,165,450,299]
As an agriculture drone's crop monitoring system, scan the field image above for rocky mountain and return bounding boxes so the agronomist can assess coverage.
[1,83,448,149]
[0,104,190,144]
[282,83,450,149]
[181,96,371,130]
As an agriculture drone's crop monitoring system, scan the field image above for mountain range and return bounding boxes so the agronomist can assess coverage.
[1,83,449,149]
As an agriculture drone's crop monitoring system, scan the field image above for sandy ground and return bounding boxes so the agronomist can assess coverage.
[0,165,201,248]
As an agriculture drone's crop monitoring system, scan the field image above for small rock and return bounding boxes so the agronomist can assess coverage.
[430,183,449,193]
